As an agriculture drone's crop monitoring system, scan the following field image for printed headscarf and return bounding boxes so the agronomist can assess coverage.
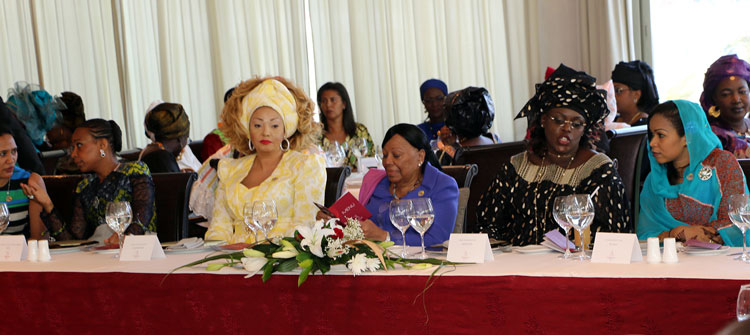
[700,54,750,112]
[144,102,190,141]
[240,79,298,139]
[6,82,64,146]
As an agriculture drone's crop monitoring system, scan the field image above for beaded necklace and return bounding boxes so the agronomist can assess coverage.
[390,175,423,200]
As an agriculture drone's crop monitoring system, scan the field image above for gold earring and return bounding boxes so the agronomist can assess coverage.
[708,106,721,118]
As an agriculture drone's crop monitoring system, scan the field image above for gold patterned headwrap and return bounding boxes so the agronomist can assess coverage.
[240,79,298,139]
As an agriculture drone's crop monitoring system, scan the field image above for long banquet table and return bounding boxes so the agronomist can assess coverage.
[2,246,748,334]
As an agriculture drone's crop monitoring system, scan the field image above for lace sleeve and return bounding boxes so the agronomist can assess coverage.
[40,195,88,240]
[126,174,155,234]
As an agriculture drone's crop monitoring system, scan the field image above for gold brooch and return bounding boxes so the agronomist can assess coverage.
[418,190,425,197]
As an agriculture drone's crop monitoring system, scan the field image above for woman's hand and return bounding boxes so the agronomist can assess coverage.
[20,178,54,213]
[662,225,721,243]
[360,219,388,241]
[315,210,333,221]
[105,233,119,245]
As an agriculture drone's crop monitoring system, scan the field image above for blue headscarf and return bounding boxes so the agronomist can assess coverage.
[419,79,447,100]
[638,100,748,245]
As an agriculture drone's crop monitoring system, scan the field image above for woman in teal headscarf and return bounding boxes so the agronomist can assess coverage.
[638,100,748,246]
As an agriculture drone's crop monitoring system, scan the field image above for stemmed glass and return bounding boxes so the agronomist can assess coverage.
[564,194,595,261]
[325,141,346,167]
[552,196,573,260]
[0,203,9,233]
[252,200,278,242]
[353,138,369,158]
[389,199,412,258]
[407,198,435,259]
[243,202,260,243]
[106,201,132,258]
[738,284,750,321]
[374,145,383,166]
[728,194,750,262]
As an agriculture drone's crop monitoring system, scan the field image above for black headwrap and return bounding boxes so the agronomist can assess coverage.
[516,64,609,148]
[611,60,660,111]
[444,87,495,139]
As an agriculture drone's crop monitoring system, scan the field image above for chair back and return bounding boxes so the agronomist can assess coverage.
[188,140,203,163]
[152,172,197,242]
[41,175,84,223]
[325,167,351,207]
[39,150,67,175]
[453,141,526,232]
[739,159,750,187]
[453,188,471,233]
[441,164,478,188]
[119,149,141,162]
[605,125,648,221]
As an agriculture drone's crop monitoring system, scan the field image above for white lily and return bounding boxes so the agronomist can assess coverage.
[241,257,268,278]
[297,220,334,258]
[272,250,299,259]
[243,248,265,258]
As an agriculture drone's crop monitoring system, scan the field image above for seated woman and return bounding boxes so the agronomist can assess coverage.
[316,82,374,171]
[340,124,458,246]
[476,64,632,246]
[0,96,44,174]
[436,86,498,165]
[700,54,750,158]
[47,92,86,175]
[0,126,45,239]
[23,119,157,243]
[206,77,326,243]
[139,102,201,173]
[417,79,448,141]
[638,100,748,245]
[611,60,660,126]
[201,87,235,161]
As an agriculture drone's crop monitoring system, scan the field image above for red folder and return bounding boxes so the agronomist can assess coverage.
[328,192,372,222]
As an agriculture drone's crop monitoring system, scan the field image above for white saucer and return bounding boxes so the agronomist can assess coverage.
[49,246,84,255]
[684,246,730,256]
[515,245,554,254]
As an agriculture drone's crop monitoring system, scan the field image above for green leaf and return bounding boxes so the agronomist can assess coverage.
[298,266,312,287]
[261,260,275,282]
[296,251,311,263]
[313,256,330,274]
[277,258,299,272]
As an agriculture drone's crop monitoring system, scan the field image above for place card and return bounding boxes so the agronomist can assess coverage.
[0,235,28,262]
[446,233,494,263]
[120,235,166,261]
[591,233,642,264]
[357,157,381,172]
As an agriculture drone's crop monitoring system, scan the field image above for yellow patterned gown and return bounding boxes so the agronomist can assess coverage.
[205,150,326,243]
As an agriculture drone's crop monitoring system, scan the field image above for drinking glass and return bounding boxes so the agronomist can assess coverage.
[252,200,278,242]
[353,138,369,158]
[0,203,9,233]
[105,201,132,258]
[552,196,573,260]
[407,198,435,259]
[243,202,260,243]
[429,139,439,154]
[728,194,750,262]
[326,142,346,167]
[738,284,750,321]
[564,194,595,261]
[389,199,412,258]
[374,145,384,166]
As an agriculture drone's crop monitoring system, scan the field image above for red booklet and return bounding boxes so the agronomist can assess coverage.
[326,192,372,222]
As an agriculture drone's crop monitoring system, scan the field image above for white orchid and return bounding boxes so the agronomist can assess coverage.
[347,253,368,275]
[241,257,268,278]
[297,220,335,258]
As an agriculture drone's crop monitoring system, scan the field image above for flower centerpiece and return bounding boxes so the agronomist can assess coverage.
[175,218,452,286]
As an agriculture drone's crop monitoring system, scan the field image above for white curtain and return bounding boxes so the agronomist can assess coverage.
[310,0,528,144]
[0,0,38,98]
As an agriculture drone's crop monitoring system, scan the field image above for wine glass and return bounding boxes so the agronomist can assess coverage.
[353,138,369,158]
[243,202,260,243]
[252,200,278,242]
[0,203,9,233]
[552,196,573,260]
[105,201,132,258]
[728,194,750,262]
[374,145,383,166]
[429,139,439,154]
[564,194,595,261]
[738,284,750,321]
[326,142,346,167]
[407,198,435,259]
[389,199,412,258]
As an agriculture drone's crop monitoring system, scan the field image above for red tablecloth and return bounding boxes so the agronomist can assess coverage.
[2,271,742,334]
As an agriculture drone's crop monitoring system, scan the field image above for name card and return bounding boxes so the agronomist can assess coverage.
[0,235,27,262]
[446,233,494,263]
[591,233,642,264]
[120,235,166,261]
[358,157,381,172]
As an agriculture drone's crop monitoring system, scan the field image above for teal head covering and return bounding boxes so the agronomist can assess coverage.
[638,100,748,245]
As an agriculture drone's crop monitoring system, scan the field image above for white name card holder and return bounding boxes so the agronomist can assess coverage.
[358,157,381,172]
[590,232,642,264]
[119,235,166,261]
[446,233,494,263]
[0,235,27,261]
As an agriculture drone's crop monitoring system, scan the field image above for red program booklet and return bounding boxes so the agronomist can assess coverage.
[327,192,372,222]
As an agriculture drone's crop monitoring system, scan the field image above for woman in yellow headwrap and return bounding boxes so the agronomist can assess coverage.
[138,102,200,173]
[205,76,326,243]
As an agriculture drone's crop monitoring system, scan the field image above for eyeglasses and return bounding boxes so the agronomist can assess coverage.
[423,96,445,104]
[548,116,585,130]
